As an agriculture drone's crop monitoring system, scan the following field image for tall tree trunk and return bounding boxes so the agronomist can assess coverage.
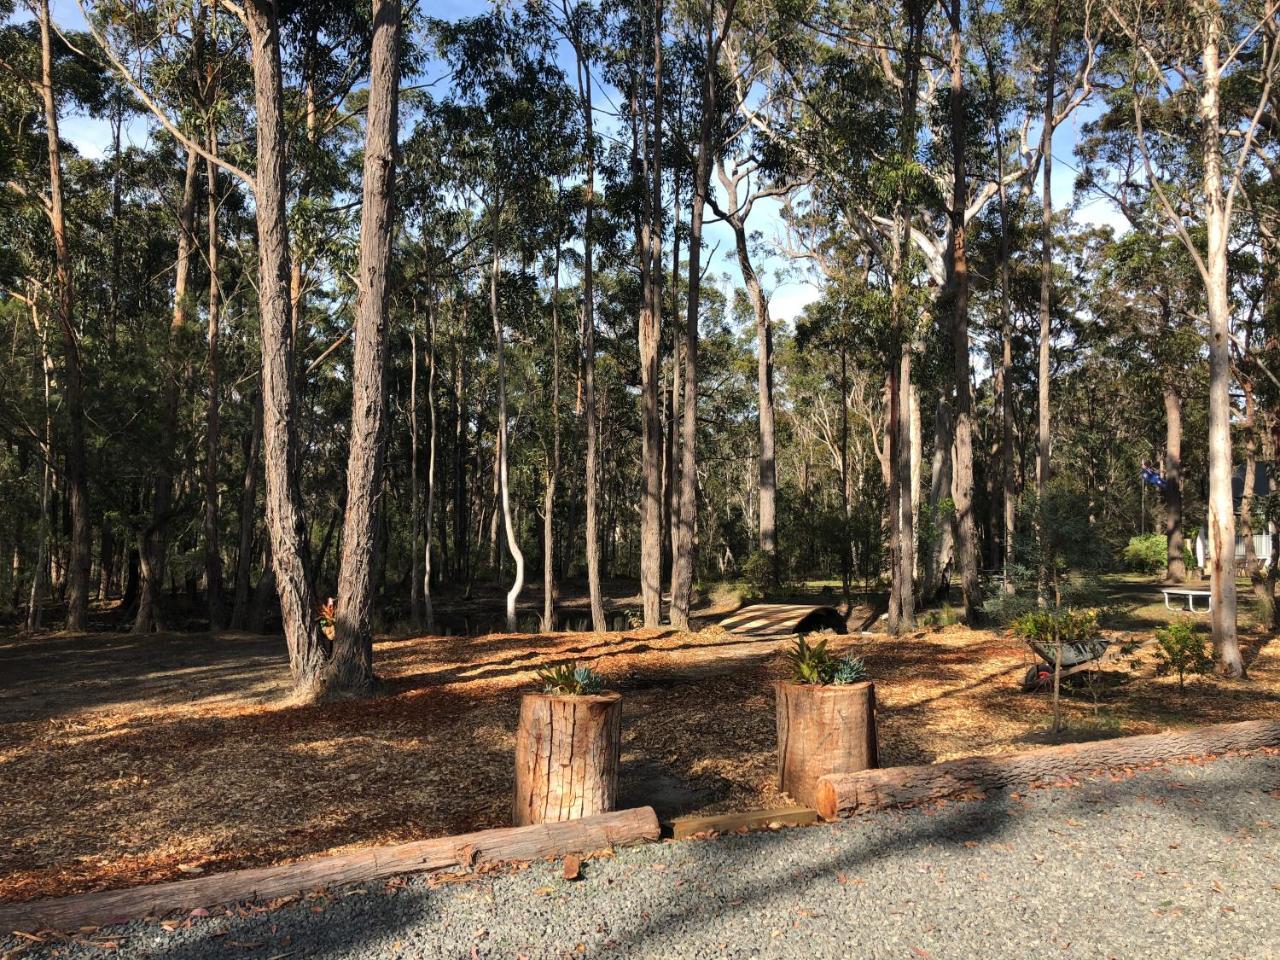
[246,0,326,690]
[727,220,777,569]
[39,0,90,632]
[330,0,401,696]
[1163,385,1186,583]
[135,147,199,635]
[638,0,665,627]
[665,193,682,584]
[204,128,224,629]
[410,326,422,626]
[492,243,526,632]
[424,296,438,633]
[921,400,953,602]
[948,0,981,622]
[454,342,469,584]
[27,302,53,632]
[231,394,263,629]
[543,242,563,633]
[1036,2,1059,598]
[995,107,1016,595]
[1200,9,1243,677]
[572,38,606,632]
[672,2,734,627]
[887,0,923,633]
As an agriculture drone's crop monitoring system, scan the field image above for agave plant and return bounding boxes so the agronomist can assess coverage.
[537,662,605,695]
[785,635,868,686]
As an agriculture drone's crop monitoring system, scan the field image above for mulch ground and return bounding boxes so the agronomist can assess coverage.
[1,586,1276,904]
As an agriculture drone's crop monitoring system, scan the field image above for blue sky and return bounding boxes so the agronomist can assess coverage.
[48,0,1125,324]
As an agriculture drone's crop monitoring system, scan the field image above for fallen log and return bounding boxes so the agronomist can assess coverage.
[0,806,660,933]
[816,719,1280,820]
[671,807,818,840]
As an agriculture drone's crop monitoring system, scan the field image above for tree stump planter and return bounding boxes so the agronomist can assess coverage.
[513,691,623,826]
[775,680,878,810]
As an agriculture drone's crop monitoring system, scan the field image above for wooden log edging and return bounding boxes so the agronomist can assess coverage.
[816,719,1280,820]
[0,806,661,933]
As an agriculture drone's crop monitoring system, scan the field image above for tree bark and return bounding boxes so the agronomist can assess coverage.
[672,1,735,626]
[775,681,878,810]
[26,301,54,632]
[1200,9,1243,677]
[1036,3,1059,596]
[887,0,924,633]
[513,692,622,825]
[410,326,422,626]
[424,299,438,633]
[543,240,563,633]
[204,127,224,629]
[723,218,777,568]
[135,147,199,634]
[492,243,526,632]
[246,0,326,689]
[1163,385,1186,583]
[39,0,90,632]
[230,395,263,630]
[817,719,1280,820]
[638,0,664,628]
[995,113,1016,594]
[948,0,981,622]
[569,27,607,633]
[330,0,401,696]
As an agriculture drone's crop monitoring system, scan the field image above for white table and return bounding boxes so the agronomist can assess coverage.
[1161,588,1212,613]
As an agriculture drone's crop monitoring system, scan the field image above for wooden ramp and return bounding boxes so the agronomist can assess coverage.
[719,603,847,638]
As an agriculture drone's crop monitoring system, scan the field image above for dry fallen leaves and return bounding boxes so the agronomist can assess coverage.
[1,618,1275,903]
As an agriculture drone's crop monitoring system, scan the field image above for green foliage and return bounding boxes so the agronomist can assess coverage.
[921,601,961,628]
[785,634,868,685]
[742,549,781,597]
[1122,534,1167,574]
[1012,607,1101,649]
[1152,619,1213,692]
[537,663,605,696]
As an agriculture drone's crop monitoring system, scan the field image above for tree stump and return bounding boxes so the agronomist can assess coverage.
[513,691,623,826]
[775,681,878,809]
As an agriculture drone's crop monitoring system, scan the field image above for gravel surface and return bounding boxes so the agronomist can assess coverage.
[6,753,1279,960]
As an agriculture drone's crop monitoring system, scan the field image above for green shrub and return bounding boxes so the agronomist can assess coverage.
[785,634,868,685]
[537,663,605,695]
[1122,534,1167,574]
[742,549,778,596]
[1012,607,1100,650]
[1153,619,1213,691]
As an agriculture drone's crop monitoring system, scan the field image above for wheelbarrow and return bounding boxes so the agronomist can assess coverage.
[1020,634,1120,692]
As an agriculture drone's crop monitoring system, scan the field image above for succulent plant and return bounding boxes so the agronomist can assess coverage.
[785,635,869,686]
[537,662,606,695]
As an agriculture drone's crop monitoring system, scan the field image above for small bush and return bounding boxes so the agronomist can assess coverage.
[537,663,605,695]
[1122,534,1167,574]
[1012,607,1100,649]
[1153,619,1213,691]
[742,549,779,597]
[785,634,868,685]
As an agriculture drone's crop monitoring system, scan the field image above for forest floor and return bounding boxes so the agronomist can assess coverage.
[1,574,1276,904]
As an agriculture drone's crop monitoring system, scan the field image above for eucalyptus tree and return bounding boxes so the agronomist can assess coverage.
[711,7,807,577]
[327,0,401,694]
[434,9,579,631]
[0,3,108,631]
[670,0,738,628]
[1104,0,1280,677]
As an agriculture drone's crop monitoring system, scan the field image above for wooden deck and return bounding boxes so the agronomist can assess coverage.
[719,603,847,638]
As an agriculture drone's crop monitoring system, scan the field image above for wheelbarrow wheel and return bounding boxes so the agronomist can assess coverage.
[1021,664,1053,693]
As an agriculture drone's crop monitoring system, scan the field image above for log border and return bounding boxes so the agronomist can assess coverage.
[0,806,661,934]
[815,719,1280,820]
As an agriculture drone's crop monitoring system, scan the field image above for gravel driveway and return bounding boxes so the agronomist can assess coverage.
[6,752,1279,960]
